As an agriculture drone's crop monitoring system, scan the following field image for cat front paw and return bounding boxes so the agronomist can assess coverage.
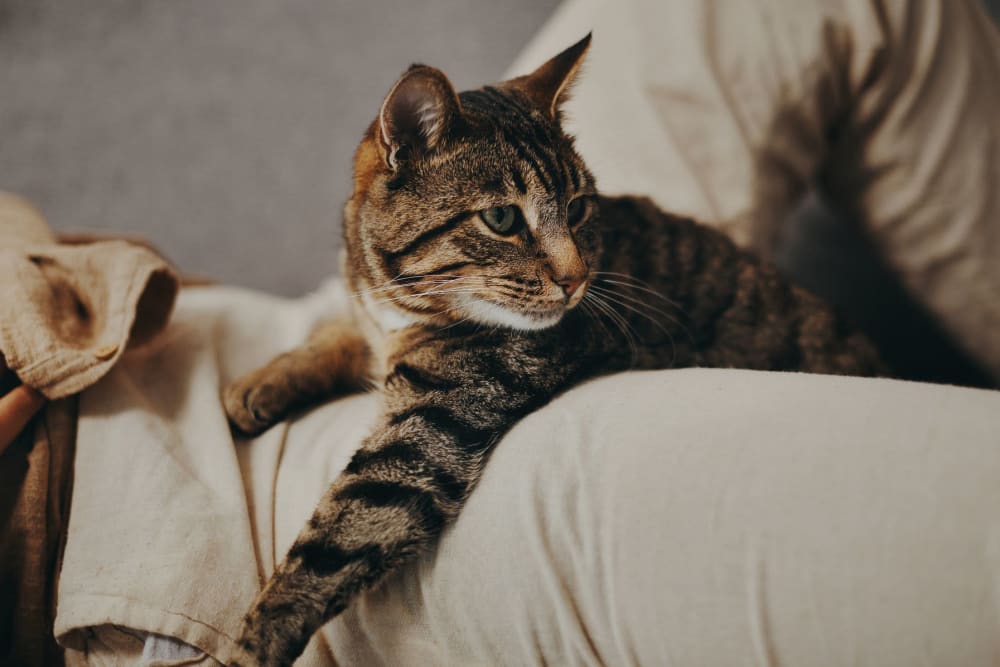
[223,378,288,437]
[230,609,302,667]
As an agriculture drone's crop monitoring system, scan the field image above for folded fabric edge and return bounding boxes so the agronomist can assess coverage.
[56,592,237,665]
[6,244,180,400]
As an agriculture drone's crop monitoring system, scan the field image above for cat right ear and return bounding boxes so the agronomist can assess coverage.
[507,33,591,119]
[378,65,461,170]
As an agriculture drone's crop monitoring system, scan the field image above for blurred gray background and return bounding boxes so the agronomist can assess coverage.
[1,0,998,385]
[0,0,560,294]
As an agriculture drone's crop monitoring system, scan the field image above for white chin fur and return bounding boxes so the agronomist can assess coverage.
[360,292,416,332]
[457,295,564,331]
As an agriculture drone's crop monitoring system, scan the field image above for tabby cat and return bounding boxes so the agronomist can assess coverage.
[223,34,884,665]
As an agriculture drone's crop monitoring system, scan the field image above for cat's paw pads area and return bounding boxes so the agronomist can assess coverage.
[223,380,288,437]
[227,641,260,667]
[226,643,259,667]
[232,621,288,667]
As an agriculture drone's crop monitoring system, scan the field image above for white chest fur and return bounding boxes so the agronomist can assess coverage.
[353,289,417,384]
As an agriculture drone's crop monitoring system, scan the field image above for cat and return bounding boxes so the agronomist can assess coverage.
[223,34,885,665]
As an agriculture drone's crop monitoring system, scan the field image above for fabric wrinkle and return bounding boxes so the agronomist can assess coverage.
[746,546,781,667]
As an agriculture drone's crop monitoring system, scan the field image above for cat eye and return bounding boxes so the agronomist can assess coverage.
[567,196,591,228]
[479,205,522,235]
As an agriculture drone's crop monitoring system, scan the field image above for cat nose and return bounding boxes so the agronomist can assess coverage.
[556,276,585,299]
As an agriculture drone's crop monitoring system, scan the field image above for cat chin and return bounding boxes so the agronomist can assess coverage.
[455,295,565,331]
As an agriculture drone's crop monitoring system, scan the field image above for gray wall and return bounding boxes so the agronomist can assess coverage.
[0,0,560,295]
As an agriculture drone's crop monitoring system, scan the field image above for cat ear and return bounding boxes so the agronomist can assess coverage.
[378,65,461,170]
[508,33,591,118]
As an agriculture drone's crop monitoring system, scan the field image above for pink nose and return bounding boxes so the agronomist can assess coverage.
[556,276,585,299]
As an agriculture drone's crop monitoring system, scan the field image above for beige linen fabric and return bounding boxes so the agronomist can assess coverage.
[0,193,178,400]
[56,283,348,666]
[0,192,178,666]
[507,0,1000,381]
[58,281,1000,666]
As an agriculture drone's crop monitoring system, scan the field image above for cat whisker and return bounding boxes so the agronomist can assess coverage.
[584,292,639,367]
[351,275,472,298]
[592,274,685,310]
[579,299,614,342]
[354,276,485,300]
[425,301,475,324]
[591,275,697,349]
[588,285,670,324]
[588,285,678,367]
[589,284,681,327]
[352,283,453,298]
[594,293,652,358]
[436,312,477,333]
[375,288,482,301]
[588,283,695,350]
[374,287,484,305]
[596,298,640,368]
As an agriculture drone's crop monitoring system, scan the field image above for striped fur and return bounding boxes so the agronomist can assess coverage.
[224,34,884,666]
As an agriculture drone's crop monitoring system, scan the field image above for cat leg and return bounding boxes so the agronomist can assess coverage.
[232,408,486,665]
[223,318,371,436]
[231,328,575,665]
[232,464,462,666]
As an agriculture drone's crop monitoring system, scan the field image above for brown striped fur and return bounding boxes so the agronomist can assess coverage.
[223,34,884,665]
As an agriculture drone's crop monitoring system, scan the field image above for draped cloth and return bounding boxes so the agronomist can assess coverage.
[0,192,178,666]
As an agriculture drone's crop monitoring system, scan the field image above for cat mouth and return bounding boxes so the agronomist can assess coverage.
[454,294,570,331]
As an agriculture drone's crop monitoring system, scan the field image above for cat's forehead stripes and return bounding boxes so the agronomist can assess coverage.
[459,87,574,197]
[509,166,528,195]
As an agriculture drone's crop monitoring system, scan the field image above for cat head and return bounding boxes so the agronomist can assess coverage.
[345,34,599,332]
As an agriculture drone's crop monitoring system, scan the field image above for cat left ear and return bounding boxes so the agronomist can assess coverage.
[378,65,461,170]
[508,33,592,119]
